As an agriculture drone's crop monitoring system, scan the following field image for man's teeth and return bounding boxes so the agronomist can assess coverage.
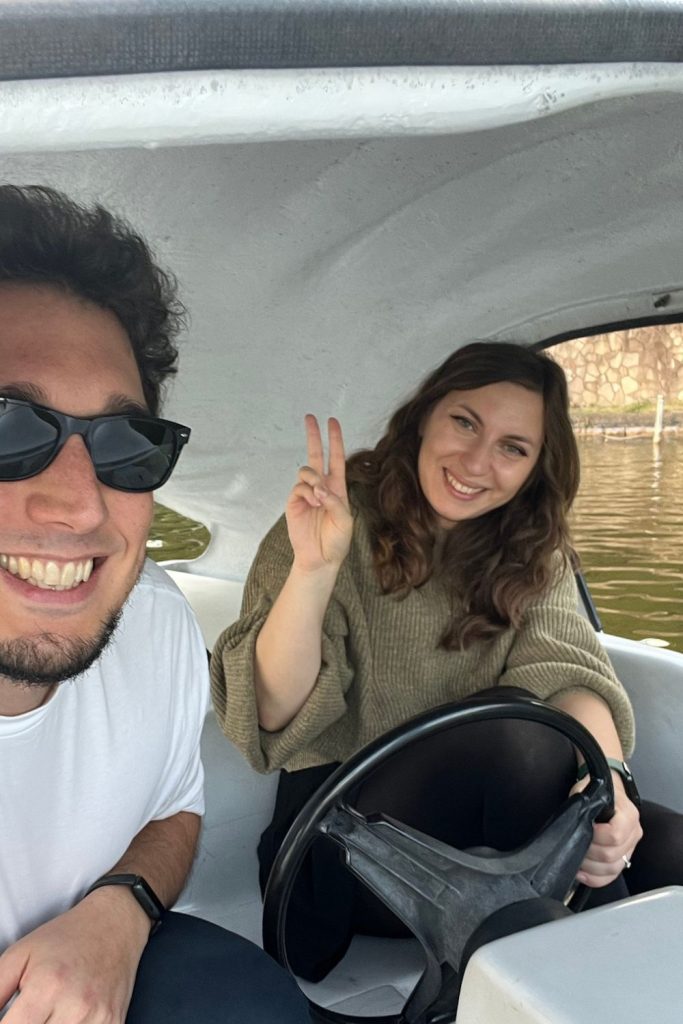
[0,555,93,590]
[445,470,484,496]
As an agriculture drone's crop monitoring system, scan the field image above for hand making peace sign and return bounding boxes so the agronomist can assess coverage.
[285,415,353,573]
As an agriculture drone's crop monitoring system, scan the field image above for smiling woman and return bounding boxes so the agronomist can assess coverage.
[209,341,647,980]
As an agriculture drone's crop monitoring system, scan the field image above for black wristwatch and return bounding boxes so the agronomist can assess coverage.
[576,757,642,809]
[83,873,166,933]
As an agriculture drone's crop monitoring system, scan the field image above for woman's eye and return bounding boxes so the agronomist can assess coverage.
[502,443,527,457]
[452,416,474,431]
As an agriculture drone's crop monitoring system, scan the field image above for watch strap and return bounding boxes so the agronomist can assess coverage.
[576,757,641,808]
[83,873,165,932]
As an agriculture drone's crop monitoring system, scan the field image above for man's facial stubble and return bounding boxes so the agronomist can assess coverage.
[0,606,123,688]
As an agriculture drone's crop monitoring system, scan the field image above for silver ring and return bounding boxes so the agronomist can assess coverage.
[622,854,632,869]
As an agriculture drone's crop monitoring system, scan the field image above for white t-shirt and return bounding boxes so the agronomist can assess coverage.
[0,559,209,951]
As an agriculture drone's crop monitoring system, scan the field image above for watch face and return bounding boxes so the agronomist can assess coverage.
[83,873,165,932]
[132,877,164,921]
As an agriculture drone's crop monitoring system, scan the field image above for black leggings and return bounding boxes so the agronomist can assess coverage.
[258,694,683,981]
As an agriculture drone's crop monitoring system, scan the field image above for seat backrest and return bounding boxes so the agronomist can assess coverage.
[601,633,683,813]
[576,570,683,810]
[167,568,278,939]
[175,713,278,942]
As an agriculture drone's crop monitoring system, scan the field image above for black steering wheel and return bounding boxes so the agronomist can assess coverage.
[263,694,614,1024]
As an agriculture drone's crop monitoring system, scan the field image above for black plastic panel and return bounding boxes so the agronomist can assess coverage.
[1,1,683,81]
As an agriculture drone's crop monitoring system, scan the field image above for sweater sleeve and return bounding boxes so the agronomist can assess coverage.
[210,515,354,773]
[498,558,636,756]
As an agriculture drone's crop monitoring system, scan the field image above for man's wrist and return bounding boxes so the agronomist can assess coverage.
[83,874,166,935]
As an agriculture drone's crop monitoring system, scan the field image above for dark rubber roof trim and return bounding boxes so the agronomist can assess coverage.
[1,1,683,80]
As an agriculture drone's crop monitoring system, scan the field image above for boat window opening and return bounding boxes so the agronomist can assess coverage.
[549,322,683,429]
[548,323,683,654]
[148,503,211,563]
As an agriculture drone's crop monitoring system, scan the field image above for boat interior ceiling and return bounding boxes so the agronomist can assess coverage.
[1,2,683,578]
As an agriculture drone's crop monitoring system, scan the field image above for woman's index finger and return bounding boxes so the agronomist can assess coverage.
[327,417,347,489]
[304,413,325,473]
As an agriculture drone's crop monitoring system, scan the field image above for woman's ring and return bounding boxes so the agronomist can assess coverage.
[622,854,632,869]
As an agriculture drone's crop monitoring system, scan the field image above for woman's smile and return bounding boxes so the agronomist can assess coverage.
[443,468,486,499]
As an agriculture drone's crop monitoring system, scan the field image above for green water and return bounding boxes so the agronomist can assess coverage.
[149,434,683,654]
[147,503,210,563]
[571,435,683,654]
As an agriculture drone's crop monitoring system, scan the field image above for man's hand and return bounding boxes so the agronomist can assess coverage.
[0,813,199,1022]
[0,885,150,1023]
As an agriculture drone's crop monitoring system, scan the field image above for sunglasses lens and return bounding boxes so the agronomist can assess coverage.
[0,402,59,480]
[90,418,179,491]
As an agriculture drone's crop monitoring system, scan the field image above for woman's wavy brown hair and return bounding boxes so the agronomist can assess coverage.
[347,342,580,649]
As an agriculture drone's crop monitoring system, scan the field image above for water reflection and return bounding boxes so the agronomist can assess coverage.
[573,436,683,653]
[148,503,210,563]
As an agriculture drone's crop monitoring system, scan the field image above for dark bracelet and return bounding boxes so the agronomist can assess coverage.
[576,757,641,809]
[83,873,166,933]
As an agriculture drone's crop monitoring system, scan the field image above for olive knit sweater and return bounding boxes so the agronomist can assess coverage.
[210,511,635,773]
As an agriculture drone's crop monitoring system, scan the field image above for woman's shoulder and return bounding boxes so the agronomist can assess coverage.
[261,510,290,544]
[527,548,578,609]
[250,512,294,573]
[347,478,370,515]
[549,548,576,586]
[346,485,376,551]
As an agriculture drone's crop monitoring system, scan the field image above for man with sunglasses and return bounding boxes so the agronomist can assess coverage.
[0,186,308,1023]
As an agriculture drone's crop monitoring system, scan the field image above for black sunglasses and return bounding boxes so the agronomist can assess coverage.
[0,396,191,493]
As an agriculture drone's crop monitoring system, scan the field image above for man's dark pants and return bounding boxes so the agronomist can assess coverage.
[126,912,310,1022]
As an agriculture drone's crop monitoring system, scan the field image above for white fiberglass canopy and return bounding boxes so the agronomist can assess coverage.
[1,1,682,578]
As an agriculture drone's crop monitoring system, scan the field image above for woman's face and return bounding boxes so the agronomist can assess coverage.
[417,381,544,528]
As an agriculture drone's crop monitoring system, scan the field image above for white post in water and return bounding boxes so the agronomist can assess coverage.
[653,393,665,445]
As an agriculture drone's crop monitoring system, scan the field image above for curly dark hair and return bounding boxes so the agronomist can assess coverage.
[347,342,580,649]
[0,184,184,415]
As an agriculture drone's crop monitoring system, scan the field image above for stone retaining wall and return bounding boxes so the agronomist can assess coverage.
[551,324,683,409]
